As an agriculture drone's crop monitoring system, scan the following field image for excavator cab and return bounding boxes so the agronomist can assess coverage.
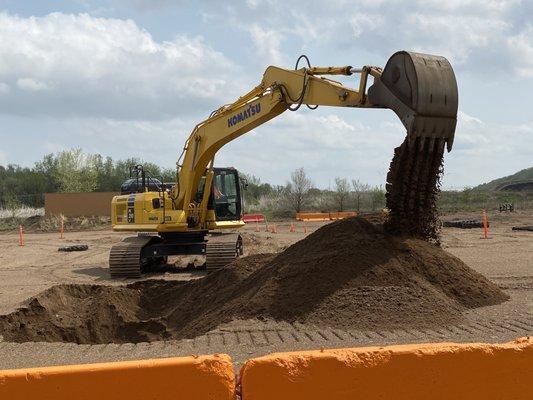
[212,168,243,221]
[194,167,244,221]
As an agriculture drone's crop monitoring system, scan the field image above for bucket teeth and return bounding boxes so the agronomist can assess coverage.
[418,136,426,152]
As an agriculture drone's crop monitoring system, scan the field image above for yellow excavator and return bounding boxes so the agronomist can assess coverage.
[109,51,458,278]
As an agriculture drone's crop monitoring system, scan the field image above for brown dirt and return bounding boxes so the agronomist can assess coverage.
[0,217,508,344]
[385,136,445,243]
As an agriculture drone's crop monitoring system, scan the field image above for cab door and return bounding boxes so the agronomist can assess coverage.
[213,168,243,221]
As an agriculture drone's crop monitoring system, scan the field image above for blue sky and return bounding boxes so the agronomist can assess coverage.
[0,0,532,188]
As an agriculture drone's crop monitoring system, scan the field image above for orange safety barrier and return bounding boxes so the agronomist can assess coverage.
[243,214,266,223]
[0,354,235,400]
[240,337,533,400]
[296,211,357,221]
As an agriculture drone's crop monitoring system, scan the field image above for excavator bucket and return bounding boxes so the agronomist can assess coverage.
[368,51,458,152]
[369,52,459,242]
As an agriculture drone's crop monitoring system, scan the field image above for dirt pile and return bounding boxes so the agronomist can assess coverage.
[0,217,508,344]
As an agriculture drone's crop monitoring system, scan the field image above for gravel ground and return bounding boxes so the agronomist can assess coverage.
[0,212,531,370]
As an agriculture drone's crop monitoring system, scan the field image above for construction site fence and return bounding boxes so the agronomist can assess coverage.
[1,338,531,399]
[44,192,118,217]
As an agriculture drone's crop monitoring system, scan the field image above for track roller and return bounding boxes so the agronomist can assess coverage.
[206,234,243,273]
[108,235,155,278]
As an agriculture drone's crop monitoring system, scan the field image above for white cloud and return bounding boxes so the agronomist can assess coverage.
[16,78,51,92]
[0,3,531,189]
[349,13,384,39]
[418,0,520,12]
[247,24,286,66]
[507,24,533,77]
[215,110,400,186]
[458,110,482,125]
[0,12,238,119]
[405,13,509,65]
[444,112,533,187]
[199,0,532,78]
[0,82,9,94]
[245,0,260,9]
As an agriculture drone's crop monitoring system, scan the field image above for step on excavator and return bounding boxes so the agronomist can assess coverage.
[109,51,458,278]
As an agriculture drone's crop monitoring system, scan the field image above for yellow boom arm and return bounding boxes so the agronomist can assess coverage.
[174,64,384,225]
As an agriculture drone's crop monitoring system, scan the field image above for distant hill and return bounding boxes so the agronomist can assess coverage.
[475,167,533,191]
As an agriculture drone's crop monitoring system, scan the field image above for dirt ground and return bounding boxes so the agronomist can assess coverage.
[0,211,531,370]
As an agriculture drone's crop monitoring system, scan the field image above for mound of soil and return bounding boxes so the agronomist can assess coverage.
[0,218,508,344]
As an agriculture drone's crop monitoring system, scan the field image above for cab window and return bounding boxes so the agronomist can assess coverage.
[213,171,240,220]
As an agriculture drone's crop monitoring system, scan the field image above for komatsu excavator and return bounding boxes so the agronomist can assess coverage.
[109,51,458,278]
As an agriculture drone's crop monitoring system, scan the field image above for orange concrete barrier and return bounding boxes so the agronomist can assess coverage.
[296,211,357,221]
[240,338,533,400]
[0,354,235,400]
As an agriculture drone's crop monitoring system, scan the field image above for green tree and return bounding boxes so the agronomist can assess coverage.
[351,179,371,211]
[53,148,99,192]
[370,185,386,211]
[284,167,312,213]
[333,177,350,211]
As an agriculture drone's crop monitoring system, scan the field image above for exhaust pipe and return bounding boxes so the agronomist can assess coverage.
[368,51,458,151]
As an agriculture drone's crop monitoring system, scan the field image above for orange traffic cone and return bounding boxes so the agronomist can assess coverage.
[290,222,296,233]
[270,224,277,234]
[19,225,24,246]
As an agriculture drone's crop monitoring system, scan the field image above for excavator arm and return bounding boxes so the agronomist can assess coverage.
[174,51,458,234]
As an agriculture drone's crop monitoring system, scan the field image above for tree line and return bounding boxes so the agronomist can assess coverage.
[242,168,387,218]
[0,148,175,208]
[1,148,531,215]
[0,148,386,213]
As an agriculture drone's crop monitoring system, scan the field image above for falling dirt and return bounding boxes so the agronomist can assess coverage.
[385,136,445,243]
[0,217,508,344]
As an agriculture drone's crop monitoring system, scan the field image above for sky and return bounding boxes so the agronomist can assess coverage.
[0,0,531,189]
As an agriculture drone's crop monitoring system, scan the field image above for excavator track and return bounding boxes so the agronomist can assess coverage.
[206,233,243,273]
[109,236,155,278]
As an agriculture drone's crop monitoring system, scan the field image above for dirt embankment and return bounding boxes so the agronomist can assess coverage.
[0,217,508,344]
